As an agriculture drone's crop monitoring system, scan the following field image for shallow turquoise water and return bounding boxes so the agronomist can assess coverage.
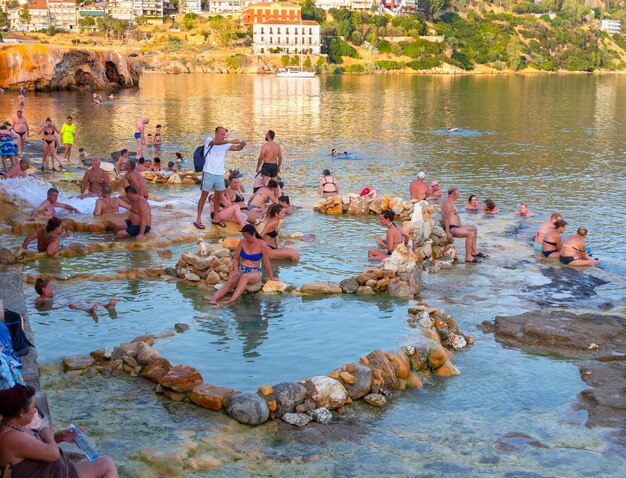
[3,74,625,474]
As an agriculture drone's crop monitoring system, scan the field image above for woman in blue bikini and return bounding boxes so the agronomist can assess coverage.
[210,224,276,305]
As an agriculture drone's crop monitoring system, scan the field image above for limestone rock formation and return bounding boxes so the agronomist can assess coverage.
[0,44,141,91]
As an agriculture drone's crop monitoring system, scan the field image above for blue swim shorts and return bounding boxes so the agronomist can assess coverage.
[201,172,226,193]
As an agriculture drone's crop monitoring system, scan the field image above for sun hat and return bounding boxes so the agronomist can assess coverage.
[431,180,438,186]
[417,172,426,179]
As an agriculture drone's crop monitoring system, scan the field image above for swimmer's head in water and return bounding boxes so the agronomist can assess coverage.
[484,199,496,210]
[242,224,261,239]
[102,185,112,196]
[35,278,51,296]
[154,157,160,164]
[323,169,331,176]
[577,227,588,237]
[45,217,62,232]
[168,161,175,168]
[417,171,426,179]
[278,195,290,204]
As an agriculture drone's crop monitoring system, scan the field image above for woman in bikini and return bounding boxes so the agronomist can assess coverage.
[21,217,67,256]
[209,184,248,229]
[259,204,300,262]
[481,198,500,215]
[248,179,280,214]
[541,219,567,259]
[38,118,62,171]
[318,169,339,196]
[224,172,262,225]
[210,224,276,305]
[559,227,598,267]
[368,210,410,261]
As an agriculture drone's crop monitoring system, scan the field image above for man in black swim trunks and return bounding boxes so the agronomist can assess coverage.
[114,186,151,240]
[442,187,484,263]
[256,130,282,187]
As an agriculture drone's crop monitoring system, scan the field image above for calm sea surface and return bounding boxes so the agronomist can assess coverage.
[2,74,625,476]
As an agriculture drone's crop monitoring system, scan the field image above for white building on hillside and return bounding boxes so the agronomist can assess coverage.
[315,0,350,10]
[601,19,621,34]
[208,0,251,14]
[350,0,376,10]
[48,0,77,30]
[253,19,321,55]
[9,0,50,32]
[181,0,202,14]
[133,0,164,17]
[106,1,134,21]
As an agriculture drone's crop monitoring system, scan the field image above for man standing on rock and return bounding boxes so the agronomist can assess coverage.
[114,186,151,240]
[134,117,149,159]
[442,187,485,263]
[11,110,29,158]
[410,171,429,201]
[256,130,282,187]
[80,157,110,198]
[194,126,246,229]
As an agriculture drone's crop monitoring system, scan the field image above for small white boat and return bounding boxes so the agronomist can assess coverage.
[276,67,316,78]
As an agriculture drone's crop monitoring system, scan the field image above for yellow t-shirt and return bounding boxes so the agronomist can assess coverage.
[61,123,75,144]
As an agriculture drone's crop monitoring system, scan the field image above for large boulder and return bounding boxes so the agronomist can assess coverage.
[226,393,270,425]
[365,350,398,390]
[300,282,343,294]
[339,277,359,294]
[141,358,172,383]
[272,382,308,417]
[159,365,203,393]
[342,363,373,400]
[190,384,237,411]
[136,342,159,366]
[309,376,348,410]
[63,355,95,371]
[387,281,415,299]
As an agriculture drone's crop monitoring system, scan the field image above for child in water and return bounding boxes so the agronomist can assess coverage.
[34,278,117,317]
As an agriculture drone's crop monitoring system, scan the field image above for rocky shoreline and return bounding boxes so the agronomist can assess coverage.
[493,310,626,453]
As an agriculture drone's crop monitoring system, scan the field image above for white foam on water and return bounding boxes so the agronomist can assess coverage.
[0,177,97,215]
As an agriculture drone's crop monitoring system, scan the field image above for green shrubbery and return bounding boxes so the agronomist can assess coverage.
[376,60,404,70]
[408,57,441,70]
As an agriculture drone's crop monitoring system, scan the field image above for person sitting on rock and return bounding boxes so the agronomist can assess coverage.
[113,186,151,240]
[248,179,280,213]
[260,204,300,262]
[21,217,69,256]
[94,185,130,216]
[28,188,80,221]
[135,157,149,173]
[0,384,119,477]
[34,278,117,317]
[515,203,533,216]
[318,169,339,196]
[534,212,563,251]
[559,227,598,267]
[368,210,409,262]
[360,187,377,201]
[541,219,567,259]
[208,190,248,229]
[481,198,499,215]
[210,224,276,306]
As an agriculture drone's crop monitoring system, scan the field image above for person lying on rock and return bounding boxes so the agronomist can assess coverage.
[260,204,300,262]
[541,219,567,259]
[27,188,80,221]
[5,159,29,179]
[0,383,120,478]
[210,224,276,306]
[368,210,410,262]
[34,278,117,317]
[113,186,151,240]
[22,217,69,256]
[94,185,130,216]
[559,227,598,267]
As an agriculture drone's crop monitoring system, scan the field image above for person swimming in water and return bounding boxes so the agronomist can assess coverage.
[331,149,337,157]
[541,219,567,259]
[515,203,533,216]
[28,188,80,221]
[464,194,480,211]
[210,224,276,305]
[559,227,598,267]
[34,278,117,316]
[482,198,500,215]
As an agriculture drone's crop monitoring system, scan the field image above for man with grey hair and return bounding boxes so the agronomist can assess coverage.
[441,186,485,263]
[80,157,110,198]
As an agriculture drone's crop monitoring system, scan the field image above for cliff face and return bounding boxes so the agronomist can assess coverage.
[0,44,141,91]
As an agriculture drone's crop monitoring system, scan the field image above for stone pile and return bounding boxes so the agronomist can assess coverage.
[314,194,416,221]
[140,171,200,185]
[62,303,472,427]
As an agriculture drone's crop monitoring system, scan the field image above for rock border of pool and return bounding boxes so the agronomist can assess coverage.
[61,302,472,427]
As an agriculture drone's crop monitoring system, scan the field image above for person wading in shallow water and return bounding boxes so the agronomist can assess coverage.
[256,130,282,187]
[442,187,485,263]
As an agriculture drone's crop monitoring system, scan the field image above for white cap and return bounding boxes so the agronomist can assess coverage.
[417,172,426,179]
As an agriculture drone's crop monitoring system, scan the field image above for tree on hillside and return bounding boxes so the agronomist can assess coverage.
[425,0,450,19]
[78,15,95,32]
[19,5,31,25]
[0,10,9,29]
